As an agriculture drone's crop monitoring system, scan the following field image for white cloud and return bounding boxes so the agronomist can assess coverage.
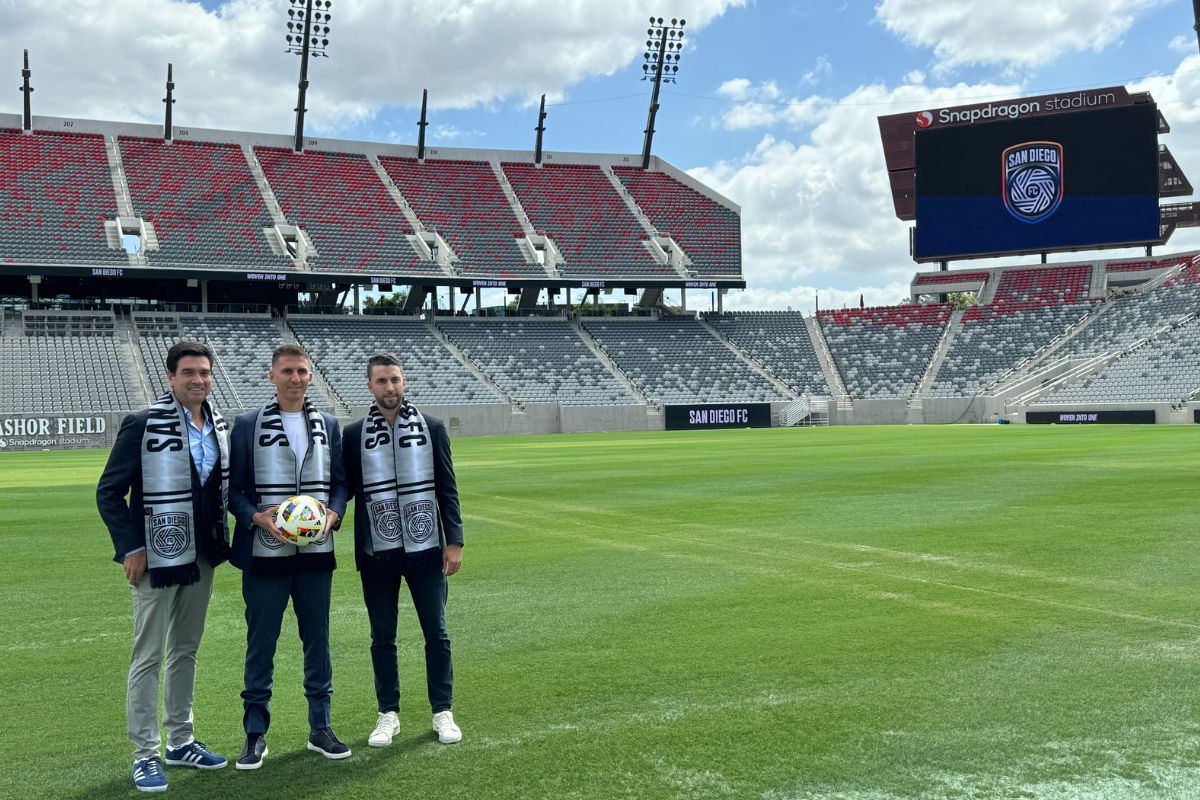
[802,55,832,85]
[875,0,1166,69]
[694,55,1200,310]
[1168,34,1194,54]
[7,0,744,135]
[430,124,485,143]
[714,79,832,130]
[1130,52,1200,254]
[691,80,1023,306]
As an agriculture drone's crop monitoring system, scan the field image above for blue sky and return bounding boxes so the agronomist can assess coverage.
[6,0,1200,310]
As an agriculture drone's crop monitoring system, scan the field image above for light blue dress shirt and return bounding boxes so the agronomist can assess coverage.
[183,406,217,484]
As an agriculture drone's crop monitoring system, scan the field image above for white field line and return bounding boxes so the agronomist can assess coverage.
[468,507,1200,631]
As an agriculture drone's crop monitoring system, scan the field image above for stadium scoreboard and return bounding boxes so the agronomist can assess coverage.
[912,104,1159,261]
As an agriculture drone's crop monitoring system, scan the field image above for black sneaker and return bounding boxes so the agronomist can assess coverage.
[235,734,268,770]
[307,727,352,760]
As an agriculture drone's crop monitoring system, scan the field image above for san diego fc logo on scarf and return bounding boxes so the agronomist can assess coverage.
[1002,141,1064,224]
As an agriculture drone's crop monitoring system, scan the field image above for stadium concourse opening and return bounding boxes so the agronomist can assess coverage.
[2,86,1200,439]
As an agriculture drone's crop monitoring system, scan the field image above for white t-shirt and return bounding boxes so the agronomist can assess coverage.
[280,411,309,483]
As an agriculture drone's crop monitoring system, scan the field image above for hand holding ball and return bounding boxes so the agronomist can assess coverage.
[274,495,327,545]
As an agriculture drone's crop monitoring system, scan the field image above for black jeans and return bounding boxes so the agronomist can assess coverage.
[360,551,453,714]
[241,569,334,734]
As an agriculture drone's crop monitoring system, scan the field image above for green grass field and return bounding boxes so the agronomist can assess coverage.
[3,425,1200,800]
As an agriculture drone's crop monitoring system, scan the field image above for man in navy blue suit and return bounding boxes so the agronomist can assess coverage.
[97,340,231,792]
[343,353,464,748]
[227,343,349,769]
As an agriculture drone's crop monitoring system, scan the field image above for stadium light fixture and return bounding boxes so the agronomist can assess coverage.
[639,15,685,169]
[285,0,333,153]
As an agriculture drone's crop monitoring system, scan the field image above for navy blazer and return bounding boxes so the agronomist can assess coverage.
[343,412,464,572]
[227,406,349,572]
[96,409,229,565]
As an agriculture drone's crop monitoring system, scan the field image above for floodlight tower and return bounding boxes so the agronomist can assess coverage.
[163,63,176,141]
[639,16,684,169]
[19,49,33,132]
[1194,0,1200,53]
[285,0,332,153]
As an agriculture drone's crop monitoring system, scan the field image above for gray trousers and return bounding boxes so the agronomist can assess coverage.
[127,559,215,761]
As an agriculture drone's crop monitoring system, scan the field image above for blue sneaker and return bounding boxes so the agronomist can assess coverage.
[133,756,168,792]
[165,739,227,769]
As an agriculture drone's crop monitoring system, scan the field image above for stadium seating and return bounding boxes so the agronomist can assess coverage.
[1036,316,1200,404]
[0,324,136,412]
[580,315,791,405]
[704,311,830,396]
[931,266,1097,396]
[437,317,637,405]
[135,315,314,412]
[502,162,668,278]
[380,157,543,277]
[119,137,290,269]
[1065,256,1200,357]
[913,271,991,287]
[288,316,500,407]
[612,166,741,277]
[1105,255,1193,273]
[0,129,126,266]
[819,304,951,399]
[137,333,241,412]
[255,148,435,275]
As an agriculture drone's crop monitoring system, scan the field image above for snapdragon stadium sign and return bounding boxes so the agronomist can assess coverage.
[0,414,115,451]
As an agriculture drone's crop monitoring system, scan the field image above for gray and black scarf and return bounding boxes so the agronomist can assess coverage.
[250,397,334,567]
[140,391,229,588]
[360,401,441,559]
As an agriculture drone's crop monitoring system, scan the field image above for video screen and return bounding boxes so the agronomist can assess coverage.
[914,104,1159,261]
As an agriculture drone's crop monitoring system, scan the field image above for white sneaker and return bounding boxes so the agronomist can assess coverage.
[432,710,462,744]
[368,711,400,747]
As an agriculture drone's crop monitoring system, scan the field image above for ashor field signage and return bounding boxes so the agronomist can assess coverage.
[1026,410,1156,425]
[0,414,114,450]
[664,403,772,431]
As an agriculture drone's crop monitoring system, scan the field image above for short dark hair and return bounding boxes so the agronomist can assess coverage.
[166,340,214,374]
[367,352,404,380]
[271,343,311,366]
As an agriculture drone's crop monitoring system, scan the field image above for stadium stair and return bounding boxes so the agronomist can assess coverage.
[102,136,137,220]
[567,314,655,408]
[698,315,800,399]
[423,319,520,409]
[804,317,852,409]
[367,156,427,234]
[600,165,691,280]
[242,145,289,227]
[118,314,156,408]
[908,306,965,409]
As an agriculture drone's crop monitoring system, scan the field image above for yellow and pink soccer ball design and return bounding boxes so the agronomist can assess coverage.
[274,495,327,545]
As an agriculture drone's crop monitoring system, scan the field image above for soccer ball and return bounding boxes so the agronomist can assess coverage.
[274,495,327,545]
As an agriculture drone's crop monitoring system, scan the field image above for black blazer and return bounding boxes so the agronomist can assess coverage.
[343,412,464,572]
[227,406,349,573]
[96,409,229,566]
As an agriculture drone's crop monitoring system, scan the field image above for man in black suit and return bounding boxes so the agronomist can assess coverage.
[97,340,230,793]
[343,353,464,748]
[227,343,349,769]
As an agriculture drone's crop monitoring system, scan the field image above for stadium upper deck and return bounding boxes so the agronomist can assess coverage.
[0,112,743,294]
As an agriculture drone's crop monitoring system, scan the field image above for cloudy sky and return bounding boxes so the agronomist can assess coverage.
[5,0,1200,311]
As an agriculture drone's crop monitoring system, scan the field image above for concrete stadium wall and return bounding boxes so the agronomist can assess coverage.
[346,403,661,437]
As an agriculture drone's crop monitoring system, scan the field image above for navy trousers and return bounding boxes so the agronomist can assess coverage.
[241,569,333,735]
[360,552,453,714]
